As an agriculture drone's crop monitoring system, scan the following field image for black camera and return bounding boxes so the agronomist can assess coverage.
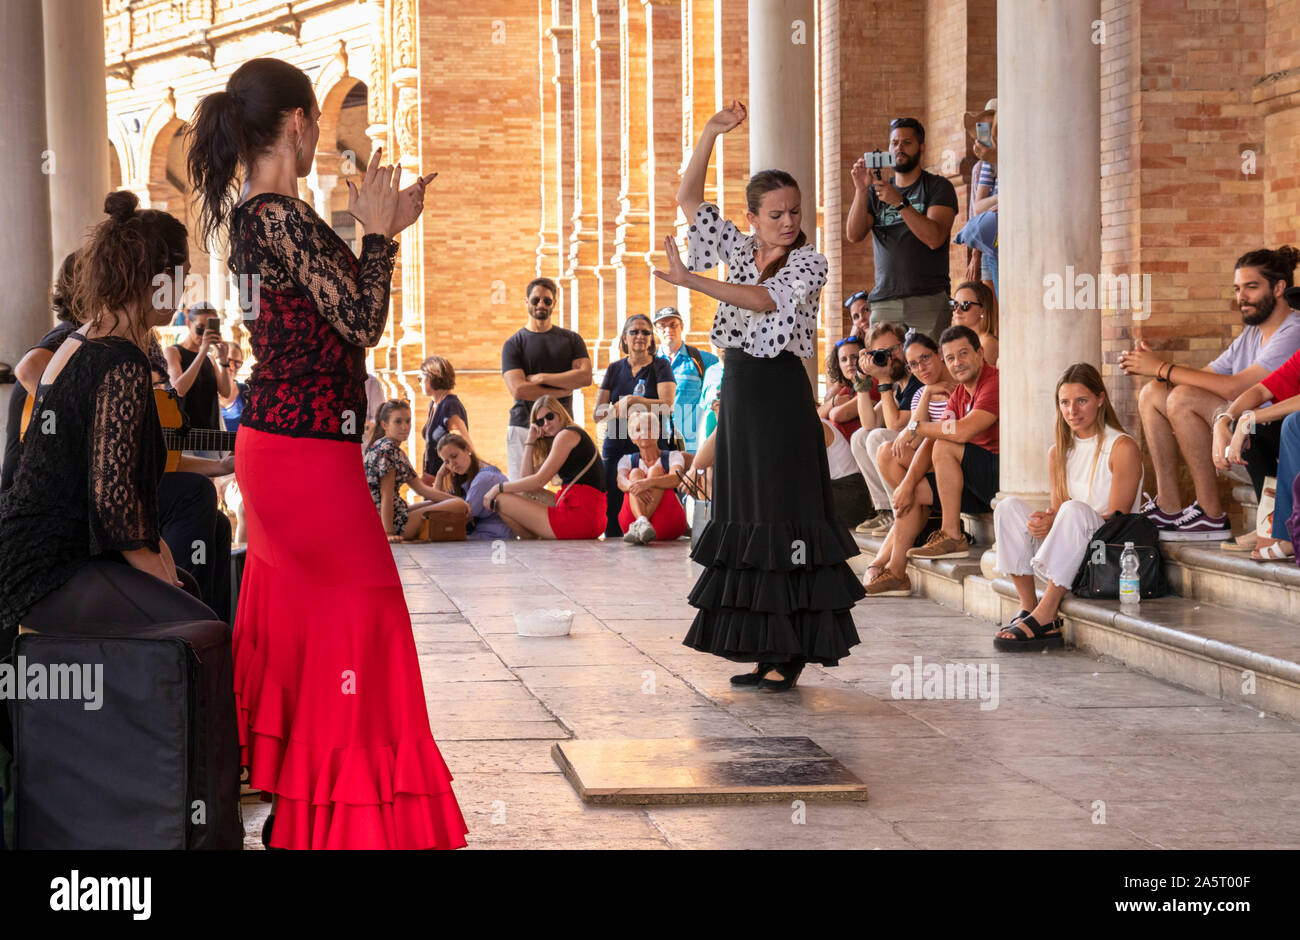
[866,348,892,368]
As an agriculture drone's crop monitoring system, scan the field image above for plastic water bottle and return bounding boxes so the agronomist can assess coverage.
[1119,542,1140,610]
[633,378,646,398]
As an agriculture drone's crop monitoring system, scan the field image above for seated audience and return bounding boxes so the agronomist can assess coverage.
[217,342,249,433]
[864,325,999,596]
[993,364,1143,650]
[849,323,923,531]
[618,409,688,545]
[1120,246,1300,540]
[819,335,867,441]
[594,314,676,537]
[484,396,606,540]
[949,280,999,367]
[434,432,512,542]
[364,400,471,542]
[856,333,955,550]
[845,290,871,341]
[1213,337,1300,562]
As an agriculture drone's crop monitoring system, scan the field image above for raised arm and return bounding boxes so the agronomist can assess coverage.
[678,101,746,219]
[254,198,399,348]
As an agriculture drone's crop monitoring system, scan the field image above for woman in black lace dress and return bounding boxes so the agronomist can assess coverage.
[0,193,218,660]
[186,57,465,849]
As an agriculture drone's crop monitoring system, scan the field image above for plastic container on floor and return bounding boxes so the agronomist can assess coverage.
[514,609,575,637]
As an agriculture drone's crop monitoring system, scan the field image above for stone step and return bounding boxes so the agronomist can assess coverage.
[1160,542,1300,620]
[965,574,1300,721]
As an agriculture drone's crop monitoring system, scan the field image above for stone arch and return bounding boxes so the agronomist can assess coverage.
[108,119,135,191]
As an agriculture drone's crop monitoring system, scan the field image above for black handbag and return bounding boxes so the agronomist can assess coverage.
[1071,511,1168,599]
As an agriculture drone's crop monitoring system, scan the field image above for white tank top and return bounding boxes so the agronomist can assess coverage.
[823,420,859,480]
[1065,425,1141,515]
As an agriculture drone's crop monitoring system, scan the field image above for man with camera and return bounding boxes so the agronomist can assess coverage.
[850,323,922,532]
[846,117,959,341]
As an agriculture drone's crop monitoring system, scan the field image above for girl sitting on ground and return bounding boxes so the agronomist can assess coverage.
[618,408,688,544]
[480,395,606,540]
[364,399,471,542]
[434,432,512,541]
[991,363,1142,650]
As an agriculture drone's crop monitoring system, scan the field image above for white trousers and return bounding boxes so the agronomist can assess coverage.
[850,425,900,509]
[505,424,531,481]
[994,497,1105,588]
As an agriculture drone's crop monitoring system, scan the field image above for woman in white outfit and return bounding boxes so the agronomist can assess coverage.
[992,363,1143,651]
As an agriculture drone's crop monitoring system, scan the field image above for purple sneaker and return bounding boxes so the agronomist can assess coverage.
[1156,501,1232,541]
[1139,493,1182,527]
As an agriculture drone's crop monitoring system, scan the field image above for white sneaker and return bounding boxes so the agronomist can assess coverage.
[636,519,658,544]
[623,524,641,544]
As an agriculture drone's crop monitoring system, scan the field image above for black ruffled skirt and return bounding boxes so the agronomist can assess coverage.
[684,348,865,666]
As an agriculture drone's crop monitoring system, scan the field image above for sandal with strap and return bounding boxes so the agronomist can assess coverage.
[1251,539,1295,563]
[993,614,1064,652]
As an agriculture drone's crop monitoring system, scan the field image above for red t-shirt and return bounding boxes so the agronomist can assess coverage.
[1261,348,1300,404]
[830,383,867,440]
[942,363,1000,454]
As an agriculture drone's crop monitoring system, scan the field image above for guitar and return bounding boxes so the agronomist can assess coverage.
[21,386,235,473]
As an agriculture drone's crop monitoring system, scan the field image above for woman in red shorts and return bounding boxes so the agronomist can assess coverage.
[618,409,688,544]
[485,395,605,539]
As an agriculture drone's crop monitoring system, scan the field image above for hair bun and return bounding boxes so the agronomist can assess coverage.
[103,190,139,221]
[1277,245,1300,270]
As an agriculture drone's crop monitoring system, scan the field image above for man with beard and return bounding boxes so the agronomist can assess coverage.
[1121,246,1300,540]
[845,117,959,340]
[849,322,923,532]
[500,277,592,480]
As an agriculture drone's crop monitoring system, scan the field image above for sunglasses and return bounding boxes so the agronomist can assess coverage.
[949,299,983,312]
[835,336,865,349]
[627,329,653,337]
[532,412,557,427]
[530,296,554,306]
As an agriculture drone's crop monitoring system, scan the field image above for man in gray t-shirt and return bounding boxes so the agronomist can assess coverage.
[1120,247,1300,541]
[846,118,959,341]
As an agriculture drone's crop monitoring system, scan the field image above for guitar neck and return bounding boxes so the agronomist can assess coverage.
[162,427,238,453]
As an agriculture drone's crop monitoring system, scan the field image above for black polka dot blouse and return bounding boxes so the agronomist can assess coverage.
[685,202,827,359]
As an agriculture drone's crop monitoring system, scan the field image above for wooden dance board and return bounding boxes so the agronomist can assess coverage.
[551,736,868,805]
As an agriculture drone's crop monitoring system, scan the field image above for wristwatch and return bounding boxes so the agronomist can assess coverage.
[878,383,896,394]
[906,418,919,441]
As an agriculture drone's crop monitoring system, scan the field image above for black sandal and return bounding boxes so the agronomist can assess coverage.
[993,614,1064,652]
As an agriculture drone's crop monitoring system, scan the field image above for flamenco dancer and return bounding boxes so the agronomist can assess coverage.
[186,57,467,849]
[654,101,865,691]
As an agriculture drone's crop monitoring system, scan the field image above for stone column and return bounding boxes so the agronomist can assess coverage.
[1,0,53,465]
[642,0,682,315]
[748,0,817,384]
[613,0,651,334]
[982,0,1101,572]
[566,2,601,350]
[43,0,109,271]
[591,0,623,372]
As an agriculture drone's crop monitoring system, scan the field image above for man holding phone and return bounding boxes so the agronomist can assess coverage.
[846,117,959,341]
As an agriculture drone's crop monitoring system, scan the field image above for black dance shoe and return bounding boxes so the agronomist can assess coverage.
[758,661,804,692]
[730,663,775,686]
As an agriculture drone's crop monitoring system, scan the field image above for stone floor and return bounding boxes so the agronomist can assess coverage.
[242,538,1300,850]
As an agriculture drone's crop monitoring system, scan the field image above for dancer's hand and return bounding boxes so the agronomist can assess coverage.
[346,147,402,239]
[652,235,690,287]
[390,172,438,236]
[705,100,747,135]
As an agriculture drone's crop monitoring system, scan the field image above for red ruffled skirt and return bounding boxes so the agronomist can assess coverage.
[233,425,468,849]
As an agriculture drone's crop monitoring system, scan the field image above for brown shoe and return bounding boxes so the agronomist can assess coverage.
[863,569,912,597]
[906,530,971,560]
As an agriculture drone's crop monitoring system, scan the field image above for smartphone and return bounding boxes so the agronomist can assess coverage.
[975,121,993,149]
[863,150,895,180]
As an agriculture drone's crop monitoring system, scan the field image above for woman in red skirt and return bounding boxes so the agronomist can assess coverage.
[617,409,689,544]
[186,57,466,849]
[483,396,606,540]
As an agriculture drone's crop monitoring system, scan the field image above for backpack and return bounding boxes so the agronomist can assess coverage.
[1071,512,1168,599]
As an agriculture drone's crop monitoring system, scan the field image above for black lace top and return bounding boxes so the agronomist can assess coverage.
[0,333,165,654]
[228,193,400,443]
